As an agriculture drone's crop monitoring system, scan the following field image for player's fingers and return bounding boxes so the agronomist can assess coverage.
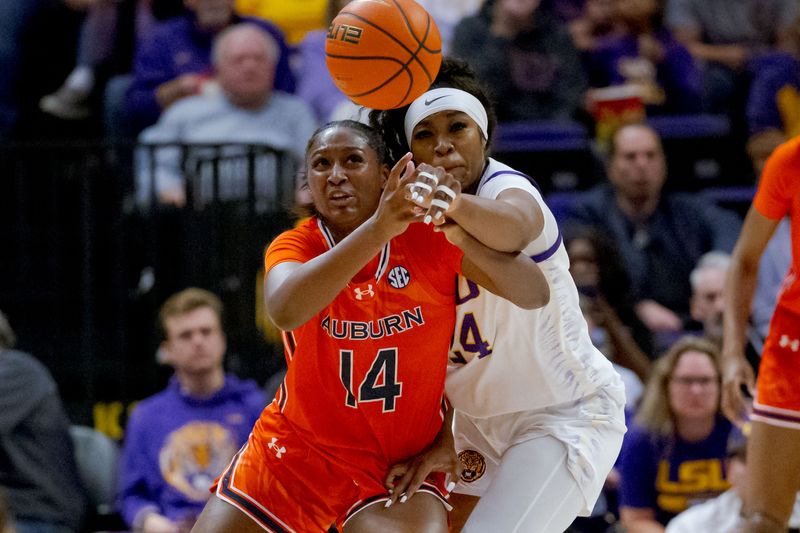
[409,170,439,205]
[743,365,756,397]
[388,153,414,190]
[385,463,409,488]
[398,461,433,503]
[721,379,745,425]
[423,182,457,224]
[386,466,419,506]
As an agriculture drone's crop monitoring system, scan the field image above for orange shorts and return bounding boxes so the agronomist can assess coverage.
[211,402,449,532]
[753,305,800,430]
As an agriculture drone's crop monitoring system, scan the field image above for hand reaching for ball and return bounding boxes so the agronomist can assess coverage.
[407,163,461,225]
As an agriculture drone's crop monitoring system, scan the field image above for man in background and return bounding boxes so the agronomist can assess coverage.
[117,288,265,533]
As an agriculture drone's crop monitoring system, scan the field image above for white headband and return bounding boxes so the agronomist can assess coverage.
[404,88,488,145]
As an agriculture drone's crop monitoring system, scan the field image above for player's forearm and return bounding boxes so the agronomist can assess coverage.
[448,194,539,252]
[267,219,391,330]
[458,230,549,309]
[722,257,759,359]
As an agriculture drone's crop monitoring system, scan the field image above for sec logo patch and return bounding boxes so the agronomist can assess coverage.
[458,449,486,483]
[387,266,410,289]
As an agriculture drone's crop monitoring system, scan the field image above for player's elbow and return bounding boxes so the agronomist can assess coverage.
[515,283,550,310]
[265,303,302,332]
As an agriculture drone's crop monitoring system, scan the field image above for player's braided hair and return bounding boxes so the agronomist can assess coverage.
[369,57,498,165]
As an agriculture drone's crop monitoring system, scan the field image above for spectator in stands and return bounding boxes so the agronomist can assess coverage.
[565,224,654,372]
[563,124,741,341]
[39,0,144,121]
[451,0,588,122]
[747,53,800,141]
[136,23,316,209]
[587,0,702,114]
[666,0,798,114]
[117,288,266,533]
[294,0,356,123]
[126,0,295,134]
[543,0,588,23]
[745,18,800,161]
[618,336,734,532]
[665,429,800,532]
[234,0,326,46]
[416,0,484,54]
[0,310,88,533]
[568,0,616,52]
[686,251,730,341]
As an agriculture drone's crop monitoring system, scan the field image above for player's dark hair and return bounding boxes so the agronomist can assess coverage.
[294,120,389,219]
[369,57,498,165]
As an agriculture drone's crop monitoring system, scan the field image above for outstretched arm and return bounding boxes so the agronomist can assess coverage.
[446,188,544,253]
[410,163,549,309]
[721,206,779,424]
[438,222,550,310]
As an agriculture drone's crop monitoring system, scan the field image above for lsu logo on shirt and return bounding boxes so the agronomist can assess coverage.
[160,421,238,502]
[655,458,730,513]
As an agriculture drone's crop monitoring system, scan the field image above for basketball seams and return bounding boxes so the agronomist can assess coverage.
[388,0,439,84]
[326,0,442,108]
[391,0,441,54]
[326,52,413,105]
[337,10,438,74]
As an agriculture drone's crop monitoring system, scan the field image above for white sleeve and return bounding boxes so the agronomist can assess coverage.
[479,175,560,256]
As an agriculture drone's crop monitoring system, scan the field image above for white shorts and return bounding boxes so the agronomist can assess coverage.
[452,384,626,515]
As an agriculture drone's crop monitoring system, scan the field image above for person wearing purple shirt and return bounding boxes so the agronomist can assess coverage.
[126,0,295,133]
[117,288,266,533]
[588,0,701,114]
[295,29,349,123]
[618,337,733,531]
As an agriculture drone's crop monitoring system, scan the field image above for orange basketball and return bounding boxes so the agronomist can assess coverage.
[325,0,442,110]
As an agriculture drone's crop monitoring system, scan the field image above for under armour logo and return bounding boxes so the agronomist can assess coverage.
[424,95,448,106]
[779,334,800,352]
[354,284,375,300]
[268,437,286,458]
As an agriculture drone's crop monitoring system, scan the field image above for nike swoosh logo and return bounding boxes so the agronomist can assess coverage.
[424,95,448,106]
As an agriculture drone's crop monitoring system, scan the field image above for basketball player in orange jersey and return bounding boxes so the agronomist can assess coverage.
[722,136,800,533]
[188,120,549,533]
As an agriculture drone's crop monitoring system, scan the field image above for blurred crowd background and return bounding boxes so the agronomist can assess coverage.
[1,0,800,532]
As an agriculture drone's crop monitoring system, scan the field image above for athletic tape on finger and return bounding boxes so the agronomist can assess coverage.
[435,185,457,200]
[417,171,439,185]
[412,182,433,193]
[431,199,450,210]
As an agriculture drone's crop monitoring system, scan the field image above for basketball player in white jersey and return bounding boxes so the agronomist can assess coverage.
[371,59,627,532]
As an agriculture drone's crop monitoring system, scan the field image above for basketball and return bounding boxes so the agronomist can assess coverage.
[325,0,442,110]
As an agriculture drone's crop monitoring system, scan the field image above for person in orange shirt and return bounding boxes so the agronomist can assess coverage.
[722,135,800,533]
[189,119,549,533]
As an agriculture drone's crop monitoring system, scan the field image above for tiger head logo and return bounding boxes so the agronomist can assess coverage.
[458,449,486,483]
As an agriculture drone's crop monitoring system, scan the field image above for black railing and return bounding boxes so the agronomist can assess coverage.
[0,142,296,427]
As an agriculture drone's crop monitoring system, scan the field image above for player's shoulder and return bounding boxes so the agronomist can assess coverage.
[763,136,800,179]
[479,158,541,196]
[269,218,320,247]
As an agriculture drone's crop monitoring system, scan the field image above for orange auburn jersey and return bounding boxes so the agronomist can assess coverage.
[262,217,463,482]
[755,135,800,316]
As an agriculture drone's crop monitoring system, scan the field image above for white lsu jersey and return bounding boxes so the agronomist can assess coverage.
[445,158,623,417]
